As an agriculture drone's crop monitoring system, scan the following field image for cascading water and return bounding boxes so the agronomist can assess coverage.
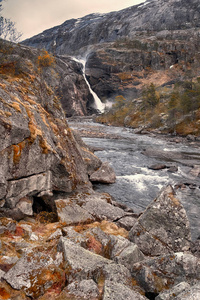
[72,57,106,113]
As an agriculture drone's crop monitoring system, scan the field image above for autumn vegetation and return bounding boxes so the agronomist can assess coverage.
[97,79,200,136]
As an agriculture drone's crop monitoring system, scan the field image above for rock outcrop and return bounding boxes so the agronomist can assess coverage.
[129,185,191,256]
[0,41,96,220]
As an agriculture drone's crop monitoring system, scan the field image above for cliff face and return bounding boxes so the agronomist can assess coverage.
[23,0,200,103]
[0,40,92,220]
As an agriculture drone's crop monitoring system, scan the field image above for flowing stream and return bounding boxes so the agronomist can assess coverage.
[69,118,200,240]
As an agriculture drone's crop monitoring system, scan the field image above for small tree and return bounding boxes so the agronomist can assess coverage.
[142,83,159,110]
[0,1,22,42]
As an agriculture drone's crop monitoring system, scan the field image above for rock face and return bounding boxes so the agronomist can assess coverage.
[54,56,96,116]
[129,185,191,256]
[0,41,94,220]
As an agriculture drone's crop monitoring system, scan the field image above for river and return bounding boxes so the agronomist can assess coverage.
[69,118,200,240]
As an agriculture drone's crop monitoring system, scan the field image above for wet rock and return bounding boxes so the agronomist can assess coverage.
[186,134,196,141]
[129,185,191,256]
[167,166,178,173]
[148,164,167,170]
[131,252,200,294]
[102,280,147,300]
[90,162,116,184]
[55,198,94,225]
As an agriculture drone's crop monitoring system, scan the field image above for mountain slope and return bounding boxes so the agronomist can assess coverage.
[23,0,200,56]
[23,0,200,134]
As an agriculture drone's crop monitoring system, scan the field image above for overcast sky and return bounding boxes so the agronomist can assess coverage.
[1,0,145,40]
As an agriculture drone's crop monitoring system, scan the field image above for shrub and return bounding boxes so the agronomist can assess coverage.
[37,49,55,69]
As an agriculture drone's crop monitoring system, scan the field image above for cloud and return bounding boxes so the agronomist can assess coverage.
[2,0,145,40]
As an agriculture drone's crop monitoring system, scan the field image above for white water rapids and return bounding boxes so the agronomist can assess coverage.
[69,119,200,240]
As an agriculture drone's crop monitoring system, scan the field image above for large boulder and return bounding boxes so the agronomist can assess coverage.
[58,237,133,287]
[3,248,64,298]
[90,162,116,184]
[131,252,200,294]
[55,198,94,225]
[55,192,126,224]
[129,185,191,256]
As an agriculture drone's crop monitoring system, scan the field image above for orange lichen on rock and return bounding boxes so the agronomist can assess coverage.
[39,136,52,154]
[168,193,181,207]
[0,287,11,300]
[86,234,103,255]
[12,140,26,164]
[11,102,21,113]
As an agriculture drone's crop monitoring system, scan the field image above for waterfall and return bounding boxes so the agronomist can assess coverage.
[72,57,105,113]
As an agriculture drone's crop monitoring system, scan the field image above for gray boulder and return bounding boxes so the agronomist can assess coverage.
[58,237,111,283]
[175,283,200,300]
[81,192,125,221]
[129,185,191,256]
[72,129,102,176]
[90,162,116,184]
[110,235,145,270]
[55,198,94,226]
[58,237,133,288]
[131,252,200,294]
[116,215,137,231]
[57,192,126,223]
[3,249,64,298]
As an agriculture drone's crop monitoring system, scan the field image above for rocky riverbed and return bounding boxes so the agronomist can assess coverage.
[1,117,200,299]
[0,186,200,299]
